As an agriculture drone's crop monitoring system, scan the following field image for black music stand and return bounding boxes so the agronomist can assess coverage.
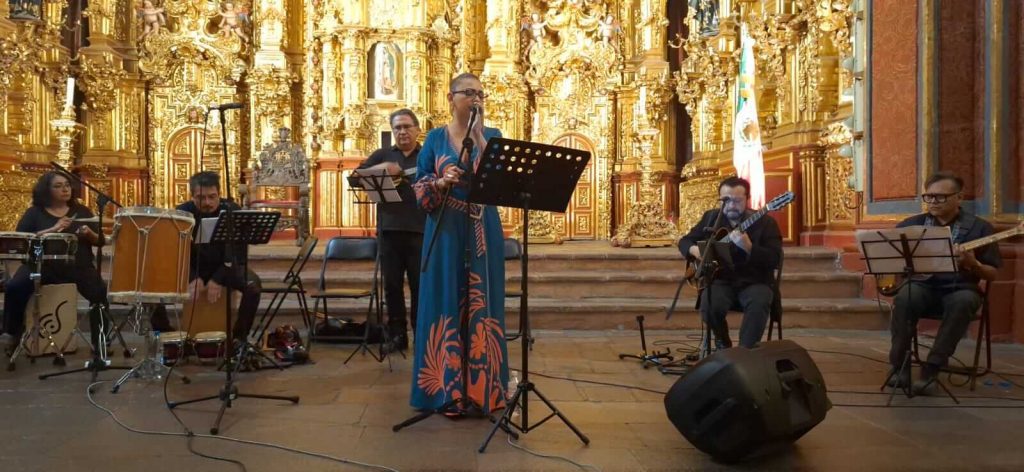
[861,227,960,405]
[168,209,299,435]
[475,137,591,452]
[347,172,404,366]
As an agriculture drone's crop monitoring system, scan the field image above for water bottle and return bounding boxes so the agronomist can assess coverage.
[507,369,520,399]
[507,370,521,423]
[154,331,165,366]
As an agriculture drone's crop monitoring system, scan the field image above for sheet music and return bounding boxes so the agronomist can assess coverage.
[354,168,402,203]
[855,225,957,274]
[199,216,219,244]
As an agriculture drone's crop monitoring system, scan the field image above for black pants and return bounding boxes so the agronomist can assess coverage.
[151,269,262,341]
[380,231,422,334]
[700,282,773,348]
[889,282,982,368]
[2,263,107,338]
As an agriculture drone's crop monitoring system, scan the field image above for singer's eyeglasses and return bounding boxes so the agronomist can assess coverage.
[453,89,487,99]
[921,192,959,204]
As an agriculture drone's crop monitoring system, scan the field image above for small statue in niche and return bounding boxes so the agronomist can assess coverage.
[689,0,720,37]
[219,2,250,43]
[597,14,621,44]
[136,0,166,42]
[9,0,43,20]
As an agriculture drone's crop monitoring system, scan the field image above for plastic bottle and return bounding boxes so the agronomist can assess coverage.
[154,331,164,366]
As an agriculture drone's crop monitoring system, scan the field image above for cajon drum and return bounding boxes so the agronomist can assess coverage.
[180,285,239,337]
[24,283,79,356]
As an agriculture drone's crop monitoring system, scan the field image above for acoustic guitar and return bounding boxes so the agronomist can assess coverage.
[682,191,796,288]
[875,221,1024,296]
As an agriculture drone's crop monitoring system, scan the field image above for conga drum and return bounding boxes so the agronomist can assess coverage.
[38,233,78,261]
[0,232,36,261]
[108,207,195,305]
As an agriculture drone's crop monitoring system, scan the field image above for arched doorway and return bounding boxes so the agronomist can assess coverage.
[551,133,597,240]
[165,128,206,206]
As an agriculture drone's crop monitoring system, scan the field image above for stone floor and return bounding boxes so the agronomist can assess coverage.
[3,329,1024,472]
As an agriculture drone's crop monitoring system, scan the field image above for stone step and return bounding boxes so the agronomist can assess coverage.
[246,269,864,300]
[13,295,885,332]
[95,244,843,274]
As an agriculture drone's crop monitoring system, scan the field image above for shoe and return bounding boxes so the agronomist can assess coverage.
[387,333,409,353]
[912,363,941,396]
[885,367,912,389]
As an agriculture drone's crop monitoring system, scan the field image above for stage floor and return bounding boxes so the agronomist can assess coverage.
[3,329,1024,471]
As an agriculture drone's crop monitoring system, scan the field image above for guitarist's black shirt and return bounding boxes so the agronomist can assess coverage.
[896,210,1002,291]
[678,209,783,286]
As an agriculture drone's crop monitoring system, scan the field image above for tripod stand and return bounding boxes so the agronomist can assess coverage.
[474,137,591,452]
[861,227,960,405]
[38,162,131,384]
[346,171,406,368]
[618,315,674,368]
[168,209,299,434]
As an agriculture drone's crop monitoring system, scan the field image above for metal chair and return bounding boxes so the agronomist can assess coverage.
[766,249,785,340]
[309,237,391,363]
[912,280,991,391]
[251,236,318,347]
[503,238,525,342]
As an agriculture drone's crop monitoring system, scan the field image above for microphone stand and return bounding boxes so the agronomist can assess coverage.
[39,161,131,385]
[396,107,506,431]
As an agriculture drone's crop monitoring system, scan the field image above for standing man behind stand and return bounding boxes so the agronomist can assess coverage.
[348,109,425,352]
[677,176,782,349]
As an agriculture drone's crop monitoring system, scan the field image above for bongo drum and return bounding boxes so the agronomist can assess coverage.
[161,331,189,365]
[23,283,79,356]
[108,207,194,304]
[39,233,77,261]
[0,232,35,261]
[193,331,227,365]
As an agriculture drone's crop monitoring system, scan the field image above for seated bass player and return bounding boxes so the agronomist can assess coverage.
[677,176,783,349]
[886,171,1001,395]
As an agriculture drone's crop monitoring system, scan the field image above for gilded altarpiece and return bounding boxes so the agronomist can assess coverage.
[137,0,247,209]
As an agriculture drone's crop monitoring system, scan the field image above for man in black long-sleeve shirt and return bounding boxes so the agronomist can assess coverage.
[153,171,261,345]
[347,109,425,351]
[677,176,782,348]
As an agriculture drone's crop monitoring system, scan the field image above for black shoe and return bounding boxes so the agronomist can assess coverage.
[912,362,942,396]
[390,333,409,352]
[886,366,912,389]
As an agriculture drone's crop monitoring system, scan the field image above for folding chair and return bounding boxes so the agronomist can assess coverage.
[251,236,318,348]
[912,280,991,391]
[766,249,784,340]
[503,238,525,342]
[309,237,389,363]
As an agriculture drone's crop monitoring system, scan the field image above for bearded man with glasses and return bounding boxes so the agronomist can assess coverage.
[887,171,1001,395]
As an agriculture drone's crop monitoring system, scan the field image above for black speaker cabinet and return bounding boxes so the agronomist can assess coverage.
[663,340,831,462]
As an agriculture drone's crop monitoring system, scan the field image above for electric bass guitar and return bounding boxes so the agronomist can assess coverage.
[682,191,796,287]
[876,220,1024,296]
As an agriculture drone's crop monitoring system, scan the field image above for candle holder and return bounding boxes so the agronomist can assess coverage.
[50,105,83,168]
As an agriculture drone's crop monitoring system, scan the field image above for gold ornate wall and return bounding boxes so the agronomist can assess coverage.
[0,0,859,245]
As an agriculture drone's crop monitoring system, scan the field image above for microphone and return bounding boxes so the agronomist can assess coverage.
[210,102,245,110]
[467,104,480,128]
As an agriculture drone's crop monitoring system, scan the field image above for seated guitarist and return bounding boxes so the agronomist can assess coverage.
[888,171,1001,394]
[677,176,782,349]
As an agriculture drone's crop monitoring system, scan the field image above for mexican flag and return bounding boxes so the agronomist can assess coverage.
[733,24,766,209]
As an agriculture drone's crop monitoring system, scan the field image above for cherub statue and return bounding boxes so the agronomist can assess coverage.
[136,0,166,42]
[219,2,250,43]
[598,14,622,44]
[520,12,547,52]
